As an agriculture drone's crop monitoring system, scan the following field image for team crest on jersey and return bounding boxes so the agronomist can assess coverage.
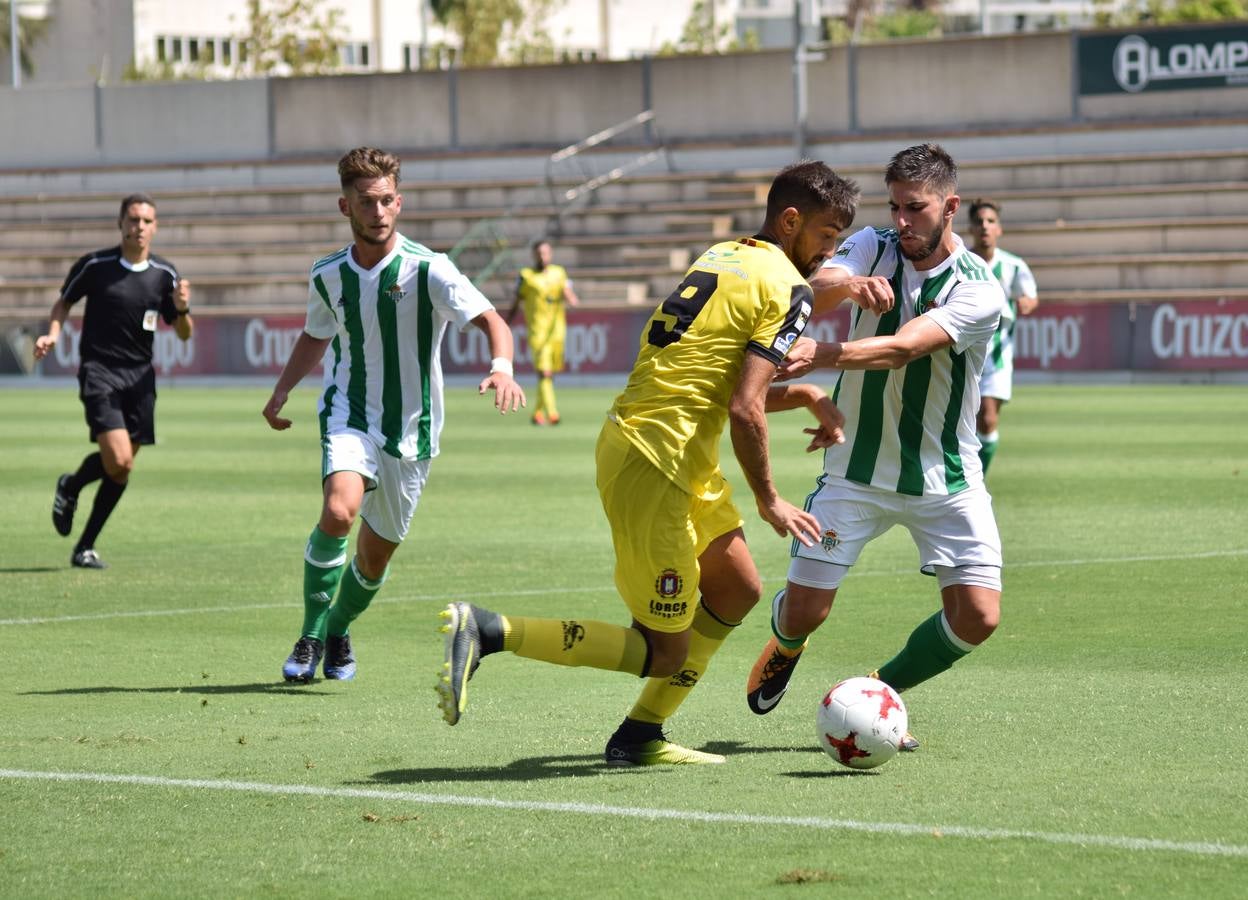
[386,283,405,303]
[655,568,683,598]
[821,530,840,553]
[833,241,854,258]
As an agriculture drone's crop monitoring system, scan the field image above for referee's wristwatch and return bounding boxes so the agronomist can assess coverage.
[176,307,191,316]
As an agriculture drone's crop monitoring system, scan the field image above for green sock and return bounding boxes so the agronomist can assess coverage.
[326,559,387,637]
[876,611,972,693]
[978,431,999,474]
[302,527,348,640]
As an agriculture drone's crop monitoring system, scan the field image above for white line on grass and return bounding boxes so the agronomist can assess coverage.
[2,768,1244,859]
[4,547,1245,628]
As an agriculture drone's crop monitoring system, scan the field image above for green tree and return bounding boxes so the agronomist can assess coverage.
[658,0,760,55]
[431,0,525,67]
[236,0,346,76]
[506,0,563,64]
[1100,0,1248,24]
[1,0,50,79]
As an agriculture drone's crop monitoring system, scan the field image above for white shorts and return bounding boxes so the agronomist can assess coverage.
[789,475,1002,584]
[321,429,431,544]
[979,364,1013,403]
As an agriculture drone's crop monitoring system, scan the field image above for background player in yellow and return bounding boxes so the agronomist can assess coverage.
[507,238,580,425]
[436,161,863,766]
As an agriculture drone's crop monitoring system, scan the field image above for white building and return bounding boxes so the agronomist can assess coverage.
[3,0,1119,87]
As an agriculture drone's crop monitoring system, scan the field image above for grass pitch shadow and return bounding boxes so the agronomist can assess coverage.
[364,741,829,784]
[21,682,330,697]
[365,752,610,783]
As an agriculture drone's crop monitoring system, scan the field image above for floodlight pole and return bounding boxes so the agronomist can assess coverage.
[793,0,807,160]
[9,0,20,89]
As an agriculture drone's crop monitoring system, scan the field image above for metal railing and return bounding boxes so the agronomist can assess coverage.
[448,109,670,288]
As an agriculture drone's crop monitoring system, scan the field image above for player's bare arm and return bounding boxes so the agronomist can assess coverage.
[563,282,580,308]
[172,278,193,341]
[778,315,955,379]
[1018,293,1039,315]
[765,382,846,451]
[33,296,72,360]
[810,267,894,315]
[730,353,822,546]
[262,331,332,430]
[471,309,526,414]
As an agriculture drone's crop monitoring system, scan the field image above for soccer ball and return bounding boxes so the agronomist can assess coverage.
[815,676,908,770]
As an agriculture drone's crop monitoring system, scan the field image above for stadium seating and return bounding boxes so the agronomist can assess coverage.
[1,146,1246,323]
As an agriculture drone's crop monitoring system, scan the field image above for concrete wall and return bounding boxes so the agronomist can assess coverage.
[0,85,98,166]
[457,60,647,149]
[855,33,1073,131]
[0,26,1245,171]
[272,72,453,156]
[651,51,795,141]
[99,80,271,164]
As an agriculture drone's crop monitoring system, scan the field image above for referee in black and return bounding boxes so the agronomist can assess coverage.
[33,193,192,569]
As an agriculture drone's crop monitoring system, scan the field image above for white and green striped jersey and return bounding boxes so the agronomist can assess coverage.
[303,234,493,460]
[820,227,1005,496]
[980,247,1034,379]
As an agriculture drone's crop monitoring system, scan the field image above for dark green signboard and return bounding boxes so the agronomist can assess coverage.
[1079,25,1248,95]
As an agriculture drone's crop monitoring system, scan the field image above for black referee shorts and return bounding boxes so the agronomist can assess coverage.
[78,360,157,445]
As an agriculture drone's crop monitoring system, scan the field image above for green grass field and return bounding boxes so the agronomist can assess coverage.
[2,383,1246,898]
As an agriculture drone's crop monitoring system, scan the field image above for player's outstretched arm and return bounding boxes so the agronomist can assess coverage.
[33,297,72,361]
[765,383,846,452]
[731,354,821,547]
[262,331,331,430]
[810,267,894,315]
[778,316,955,380]
[471,309,526,414]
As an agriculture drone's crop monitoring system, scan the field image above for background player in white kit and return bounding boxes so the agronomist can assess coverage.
[262,146,525,683]
[745,144,1006,752]
[966,198,1039,474]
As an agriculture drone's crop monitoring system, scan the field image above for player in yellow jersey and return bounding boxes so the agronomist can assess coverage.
[507,239,580,425]
[436,161,862,765]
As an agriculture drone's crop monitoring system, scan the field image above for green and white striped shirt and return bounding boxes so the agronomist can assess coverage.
[981,247,1033,379]
[303,235,493,460]
[821,227,1004,496]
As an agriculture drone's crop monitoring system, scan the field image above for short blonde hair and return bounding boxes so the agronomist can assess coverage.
[337,147,401,190]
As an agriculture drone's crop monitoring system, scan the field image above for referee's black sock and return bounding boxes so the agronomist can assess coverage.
[75,474,127,552]
[66,452,105,495]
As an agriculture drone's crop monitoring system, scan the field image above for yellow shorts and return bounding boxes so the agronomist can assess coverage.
[595,421,744,633]
[530,338,564,374]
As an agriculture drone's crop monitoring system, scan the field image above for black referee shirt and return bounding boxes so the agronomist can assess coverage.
[61,246,181,367]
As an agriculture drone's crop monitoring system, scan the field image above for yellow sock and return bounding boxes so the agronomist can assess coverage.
[502,615,647,675]
[537,376,557,418]
[628,602,737,725]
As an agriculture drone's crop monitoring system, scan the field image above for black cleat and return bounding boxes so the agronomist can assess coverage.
[53,474,77,537]
[282,636,324,683]
[323,634,357,680]
[70,548,107,569]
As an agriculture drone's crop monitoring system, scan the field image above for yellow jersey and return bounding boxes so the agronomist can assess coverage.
[609,237,813,496]
[516,264,570,346]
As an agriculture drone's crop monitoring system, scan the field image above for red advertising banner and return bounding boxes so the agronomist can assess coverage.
[30,300,1248,377]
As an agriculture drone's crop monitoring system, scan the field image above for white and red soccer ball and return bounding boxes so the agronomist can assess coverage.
[816,676,908,770]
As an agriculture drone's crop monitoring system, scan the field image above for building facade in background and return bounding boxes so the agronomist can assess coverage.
[3,0,1119,86]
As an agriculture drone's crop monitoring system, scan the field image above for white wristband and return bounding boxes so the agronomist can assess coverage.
[489,357,513,377]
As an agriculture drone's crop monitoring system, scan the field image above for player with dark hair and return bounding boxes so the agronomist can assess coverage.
[263,146,524,683]
[437,160,863,765]
[34,193,192,569]
[506,238,580,425]
[746,144,1006,753]
[966,198,1038,474]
